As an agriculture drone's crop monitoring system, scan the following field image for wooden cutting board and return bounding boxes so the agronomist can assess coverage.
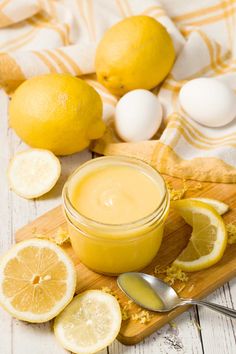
[15,176,236,345]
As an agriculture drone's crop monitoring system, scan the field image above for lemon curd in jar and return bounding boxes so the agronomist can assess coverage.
[63,156,169,275]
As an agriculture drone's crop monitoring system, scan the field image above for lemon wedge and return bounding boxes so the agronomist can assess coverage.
[188,197,229,215]
[0,239,76,323]
[172,199,227,272]
[8,149,61,199]
[54,290,122,354]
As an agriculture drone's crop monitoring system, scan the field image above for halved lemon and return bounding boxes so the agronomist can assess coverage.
[188,197,229,215]
[0,239,76,323]
[172,199,227,272]
[54,290,122,354]
[8,149,61,199]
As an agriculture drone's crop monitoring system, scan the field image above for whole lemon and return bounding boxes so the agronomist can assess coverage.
[9,74,105,155]
[95,16,175,96]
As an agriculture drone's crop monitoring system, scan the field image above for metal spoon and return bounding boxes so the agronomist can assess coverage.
[117,272,236,318]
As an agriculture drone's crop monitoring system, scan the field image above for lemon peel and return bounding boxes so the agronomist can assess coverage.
[96,16,175,95]
[189,198,229,215]
[9,74,105,155]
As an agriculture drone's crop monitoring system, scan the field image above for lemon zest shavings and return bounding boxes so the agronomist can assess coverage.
[166,179,202,201]
[54,227,70,245]
[101,286,120,302]
[33,227,70,246]
[131,309,154,324]
[154,264,189,286]
[226,223,236,244]
[101,286,130,320]
[101,286,113,293]
[101,286,153,323]
[121,300,133,321]
[166,181,187,201]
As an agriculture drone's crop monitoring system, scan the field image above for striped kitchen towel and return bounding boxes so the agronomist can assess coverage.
[0,0,236,183]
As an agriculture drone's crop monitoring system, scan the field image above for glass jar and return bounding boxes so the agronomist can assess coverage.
[62,156,170,275]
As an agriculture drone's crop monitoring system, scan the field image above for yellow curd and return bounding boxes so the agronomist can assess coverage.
[118,273,164,310]
[63,156,169,275]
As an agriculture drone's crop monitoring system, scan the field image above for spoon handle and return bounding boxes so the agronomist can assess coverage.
[180,298,236,318]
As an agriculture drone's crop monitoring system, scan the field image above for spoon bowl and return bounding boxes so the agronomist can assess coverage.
[117,272,236,318]
[118,272,181,312]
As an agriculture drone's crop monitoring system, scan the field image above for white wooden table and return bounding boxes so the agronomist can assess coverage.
[0,93,235,354]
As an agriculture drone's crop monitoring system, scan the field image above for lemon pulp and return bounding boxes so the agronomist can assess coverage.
[54,290,122,354]
[8,149,61,199]
[0,239,76,322]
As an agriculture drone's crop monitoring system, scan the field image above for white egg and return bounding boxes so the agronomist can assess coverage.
[179,78,236,127]
[115,89,162,142]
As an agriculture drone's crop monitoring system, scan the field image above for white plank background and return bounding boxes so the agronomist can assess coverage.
[0,91,235,353]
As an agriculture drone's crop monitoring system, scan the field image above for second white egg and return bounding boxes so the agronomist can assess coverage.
[115,89,162,142]
[179,78,236,127]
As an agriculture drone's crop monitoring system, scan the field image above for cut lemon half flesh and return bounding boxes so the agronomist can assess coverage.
[8,149,61,199]
[54,290,122,354]
[0,239,76,323]
[172,199,227,272]
[188,198,229,215]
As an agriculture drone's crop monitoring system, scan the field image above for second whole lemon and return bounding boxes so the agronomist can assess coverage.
[95,16,175,96]
[9,74,105,156]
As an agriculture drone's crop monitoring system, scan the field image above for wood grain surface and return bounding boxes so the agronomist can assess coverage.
[1,87,236,353]
[15,176,236,345]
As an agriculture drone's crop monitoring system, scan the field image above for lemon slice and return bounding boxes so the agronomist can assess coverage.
[172,199,227,272]
[54,290,122,354]
[188,198,229,215]
[8,149,61,199]
[0,239,76,323]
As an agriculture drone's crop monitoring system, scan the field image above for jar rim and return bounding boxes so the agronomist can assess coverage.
[62,156,169,232]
